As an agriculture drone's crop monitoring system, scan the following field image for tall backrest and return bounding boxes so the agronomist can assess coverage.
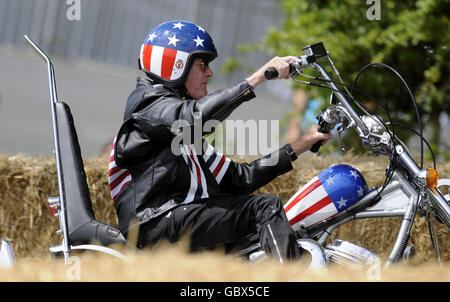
[55,101,126,245]
[55,102,96,237]
[23,35,126,251]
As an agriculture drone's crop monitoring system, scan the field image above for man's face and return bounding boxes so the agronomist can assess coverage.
[185,58,214,100]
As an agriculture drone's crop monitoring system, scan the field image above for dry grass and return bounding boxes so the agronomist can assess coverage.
[1,153,449,281]
[1,241,449,282]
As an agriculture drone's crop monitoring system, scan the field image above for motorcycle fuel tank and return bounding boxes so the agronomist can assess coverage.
[284,164,368,231]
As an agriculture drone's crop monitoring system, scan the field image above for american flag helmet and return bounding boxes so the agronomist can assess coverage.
[139,20,218,87]
[284,164,369,231]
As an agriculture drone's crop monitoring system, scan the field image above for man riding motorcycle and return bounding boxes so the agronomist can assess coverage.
[109,20,332,261]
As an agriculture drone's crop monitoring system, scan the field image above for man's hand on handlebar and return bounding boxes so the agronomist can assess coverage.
[246,56,301,88]
[245,55,332,154]
[290,124,333,156]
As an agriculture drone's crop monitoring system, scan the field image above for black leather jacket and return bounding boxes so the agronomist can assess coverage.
[112,77,295,236]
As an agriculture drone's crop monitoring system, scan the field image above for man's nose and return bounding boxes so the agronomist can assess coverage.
[206,66,214,77]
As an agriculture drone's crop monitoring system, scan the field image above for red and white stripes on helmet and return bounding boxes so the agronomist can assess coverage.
[140,44,189,81]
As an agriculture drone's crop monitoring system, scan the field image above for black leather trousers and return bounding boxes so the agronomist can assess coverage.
[137,193,301,260]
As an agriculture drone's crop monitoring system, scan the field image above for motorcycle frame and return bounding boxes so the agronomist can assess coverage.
[300,61,450,265]
[23,36,71,263]
[21,35,449,267]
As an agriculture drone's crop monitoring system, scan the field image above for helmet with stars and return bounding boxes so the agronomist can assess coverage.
[139,20,218,88]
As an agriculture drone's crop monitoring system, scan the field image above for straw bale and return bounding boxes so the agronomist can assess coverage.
[1,245,450,282]
[1,153,449,266]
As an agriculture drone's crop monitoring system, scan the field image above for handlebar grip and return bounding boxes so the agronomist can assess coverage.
[264,67,278,80]
[310,140,323,153]
[310,128,328,153]
[264,62,297,80]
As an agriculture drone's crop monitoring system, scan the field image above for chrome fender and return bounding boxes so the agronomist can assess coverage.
[437,178,450,202]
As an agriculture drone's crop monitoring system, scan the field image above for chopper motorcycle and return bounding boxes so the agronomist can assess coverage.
[1,36,449,271]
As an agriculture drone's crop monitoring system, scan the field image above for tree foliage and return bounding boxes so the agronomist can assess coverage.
[261,0,449,155]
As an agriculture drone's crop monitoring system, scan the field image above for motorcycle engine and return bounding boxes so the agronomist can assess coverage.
[324,239,379,269]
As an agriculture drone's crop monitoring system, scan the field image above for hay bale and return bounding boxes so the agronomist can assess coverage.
[1,153,449,265]
[2,247,449,281]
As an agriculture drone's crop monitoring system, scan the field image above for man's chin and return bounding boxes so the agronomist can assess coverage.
[190,88,208,100]
[198,90,208,99]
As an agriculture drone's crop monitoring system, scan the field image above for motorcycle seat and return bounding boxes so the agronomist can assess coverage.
[54,101,126,246]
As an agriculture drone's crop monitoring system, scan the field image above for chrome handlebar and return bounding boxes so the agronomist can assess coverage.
[290,43,450,227]
[310,62,369,136]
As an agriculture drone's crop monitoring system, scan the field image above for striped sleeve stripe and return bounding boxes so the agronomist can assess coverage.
[108,165,123,177]
[202,143,215,164]
[108,168,128,184]
[181,145,201,204]
[188,145,208,199]
[204,143,231,184]
[110,174,132,201]
[214,155,230,184]
[109,169,131,190]
[109,168,132,200]
[181,159,198,204]
[180,144,212,204]
[108,136,132,201]
[212,155,226,177]
[109,160,117,170]
[205,152,217,167]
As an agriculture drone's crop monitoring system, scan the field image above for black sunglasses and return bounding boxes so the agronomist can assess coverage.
[197,60,210,72]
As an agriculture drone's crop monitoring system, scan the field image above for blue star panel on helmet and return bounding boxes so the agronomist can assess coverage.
[139,20,218,86]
